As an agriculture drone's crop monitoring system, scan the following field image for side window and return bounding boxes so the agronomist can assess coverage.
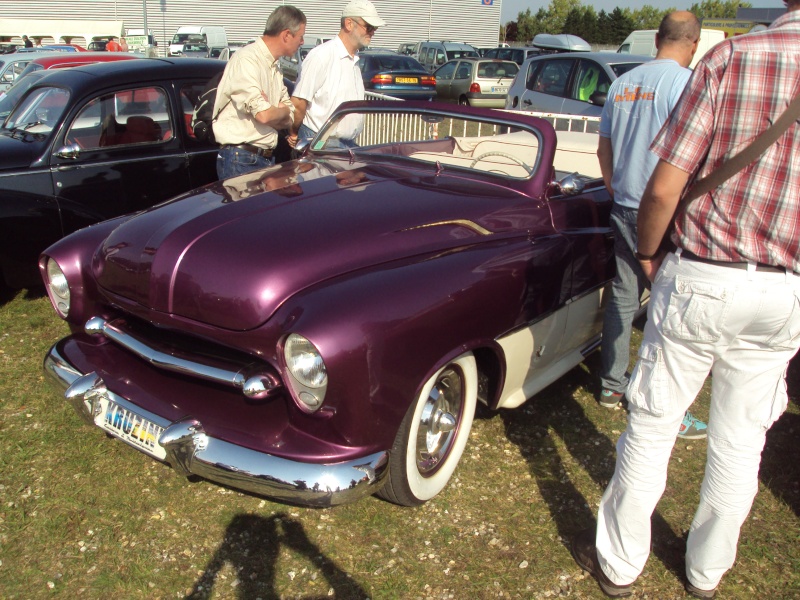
[455,62,471,80]
[572,60,611,102]
[435,61,457,81]
[485,49,498,59]
[180,81,213,145]
[435,49,446,66]
[530,59,574,97]
[65,86,172,150]
[425,48,435,65]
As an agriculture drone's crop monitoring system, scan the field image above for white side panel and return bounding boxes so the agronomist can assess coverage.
[0,0,503,54]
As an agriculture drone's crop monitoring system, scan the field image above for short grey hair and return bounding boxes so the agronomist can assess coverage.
[264,5,306,36]
[658,11,701,45]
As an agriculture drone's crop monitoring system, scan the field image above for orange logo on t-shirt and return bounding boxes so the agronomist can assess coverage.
[615,86,655,102]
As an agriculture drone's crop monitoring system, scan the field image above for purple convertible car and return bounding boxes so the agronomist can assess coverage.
[41,101,616,507]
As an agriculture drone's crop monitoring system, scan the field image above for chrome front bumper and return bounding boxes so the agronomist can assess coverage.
[44,343,389,507]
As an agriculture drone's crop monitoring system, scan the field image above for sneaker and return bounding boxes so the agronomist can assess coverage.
[678,411,708,440]
[599,389,624,409]
[570,527,633,598]
[685,581,717,598]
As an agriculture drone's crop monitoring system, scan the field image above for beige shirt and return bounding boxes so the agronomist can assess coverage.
[212,38,293,148]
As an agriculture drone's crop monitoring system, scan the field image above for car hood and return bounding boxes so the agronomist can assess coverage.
[0,131,46,170]
[93,159,529,330]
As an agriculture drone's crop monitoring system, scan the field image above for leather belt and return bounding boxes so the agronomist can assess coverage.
[223,143,274,158]
[681,249,790,274]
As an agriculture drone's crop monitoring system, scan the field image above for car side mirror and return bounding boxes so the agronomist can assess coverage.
[589,91,606,106]
[551,172,586,196]
[55,143,81,160]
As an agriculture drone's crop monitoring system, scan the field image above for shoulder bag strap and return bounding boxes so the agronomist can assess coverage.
[682,92,800,203]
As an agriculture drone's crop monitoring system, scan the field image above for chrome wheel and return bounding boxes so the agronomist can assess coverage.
[415,366,463,475]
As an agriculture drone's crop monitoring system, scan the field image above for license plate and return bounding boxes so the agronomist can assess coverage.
[395,77,418,84]
[98,398,167,460]
[492,86,508,93]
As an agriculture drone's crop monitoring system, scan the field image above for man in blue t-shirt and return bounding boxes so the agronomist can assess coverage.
[597,11,707,440]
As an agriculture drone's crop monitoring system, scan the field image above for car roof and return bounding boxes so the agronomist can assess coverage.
[524,51,653,65]
[29,52,137,68]
[25,58,224,96]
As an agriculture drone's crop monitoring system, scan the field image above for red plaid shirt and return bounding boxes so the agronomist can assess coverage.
[652,10,800,271]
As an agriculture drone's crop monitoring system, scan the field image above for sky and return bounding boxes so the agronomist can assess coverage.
[500,0,787,23]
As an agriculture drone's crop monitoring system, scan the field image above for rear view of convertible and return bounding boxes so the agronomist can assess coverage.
[41,101,618,507]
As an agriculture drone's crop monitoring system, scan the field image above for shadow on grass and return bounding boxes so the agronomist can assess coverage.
[186,513,368,599]
[495,350,686,581]
[0,284,45,306]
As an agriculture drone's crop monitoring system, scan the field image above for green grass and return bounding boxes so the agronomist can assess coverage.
[1,291,799,598]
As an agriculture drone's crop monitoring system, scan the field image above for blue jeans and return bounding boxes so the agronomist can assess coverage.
[600,203,649,394]
[298,123,358,150]
[216,146,275,180]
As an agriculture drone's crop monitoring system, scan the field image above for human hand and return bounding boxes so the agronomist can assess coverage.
[639,253,665,283]
[286,133,298,148]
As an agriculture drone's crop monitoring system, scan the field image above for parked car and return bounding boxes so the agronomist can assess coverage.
[0,70,48,118]
[483,46,542,65]
[434,57,518,107]
[417,41,479,73]
[87,40,109,51]
[40,44,88,53]
[397,42,416,55]
[15,51,139,81]
[0,58,225,288]
[505,52,652,116]
[41,100,620,508]
[359,51,436,100]
[0,55,33,92]
[278,43,314,82]
[175,43,210,58]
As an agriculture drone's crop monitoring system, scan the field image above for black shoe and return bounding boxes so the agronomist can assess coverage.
[686,581,717,598]
[570,527,633,598]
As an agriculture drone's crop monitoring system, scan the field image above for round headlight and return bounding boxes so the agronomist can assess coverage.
[284,334,327,388]
[46,258,70,318]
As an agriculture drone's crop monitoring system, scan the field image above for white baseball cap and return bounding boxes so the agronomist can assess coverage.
[342,0,386,28]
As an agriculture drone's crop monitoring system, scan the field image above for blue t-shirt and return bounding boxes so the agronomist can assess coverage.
[599,59,691,209]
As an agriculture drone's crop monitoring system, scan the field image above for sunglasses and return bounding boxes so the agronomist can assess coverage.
[351,18,377,34]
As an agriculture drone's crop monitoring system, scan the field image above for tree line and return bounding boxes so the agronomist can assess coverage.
[504,0,750,45]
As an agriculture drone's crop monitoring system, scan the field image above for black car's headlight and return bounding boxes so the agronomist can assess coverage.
[283,333,327,412]
[45,258,70,318]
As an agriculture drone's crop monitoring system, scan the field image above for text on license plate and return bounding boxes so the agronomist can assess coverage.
[395,77,418,84]
[492,87,508,93]
[100,399,166,459]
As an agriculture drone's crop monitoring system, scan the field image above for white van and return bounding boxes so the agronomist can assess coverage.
[169,26,228,57]
[617,28,726,68]
[125,28,157,57]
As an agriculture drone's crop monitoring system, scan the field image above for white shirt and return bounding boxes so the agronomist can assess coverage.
[292,36,364,136]
[212,38,293,148]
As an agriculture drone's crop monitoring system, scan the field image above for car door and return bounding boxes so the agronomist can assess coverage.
[0,58,30,92]
[561,58,612,117]
[50,82,193,236]
[518,57,576,114]
[451,61,473,103]
[433,61,457,101]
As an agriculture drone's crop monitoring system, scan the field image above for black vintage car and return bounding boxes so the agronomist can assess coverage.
[0,58,225,288]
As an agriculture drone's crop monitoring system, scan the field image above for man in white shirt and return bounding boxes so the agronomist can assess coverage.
[287,0,386,149]
[213,5,306,179]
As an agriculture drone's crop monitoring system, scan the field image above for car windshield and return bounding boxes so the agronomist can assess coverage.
[0,71,48,120]
[309,106,542,181]
[371,55,424,71]
[609,62,645,77]
[477,62,518,78]
[3,85,69,134]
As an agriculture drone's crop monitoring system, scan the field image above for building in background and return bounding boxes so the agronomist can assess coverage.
[0,0,503,54]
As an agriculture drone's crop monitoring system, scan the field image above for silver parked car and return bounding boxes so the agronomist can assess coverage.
[278,43,315,82]
[505,52,651,117]
[434,58,519,107]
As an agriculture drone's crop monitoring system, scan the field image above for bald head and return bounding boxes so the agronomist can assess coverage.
[655,11,701,67]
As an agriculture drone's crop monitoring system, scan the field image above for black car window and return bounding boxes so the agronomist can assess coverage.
[529,59,575,97]
[435,61,457,81]
[455,62,472,80]
[180,81,218,147]
[571,60,612,102]
[484,49,498,59]
[478,62,518,78]
[65,86,172,150]
[610,61,645,77]
[446,50,479,60]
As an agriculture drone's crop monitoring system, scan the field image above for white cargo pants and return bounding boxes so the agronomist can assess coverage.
[595,250,800,590]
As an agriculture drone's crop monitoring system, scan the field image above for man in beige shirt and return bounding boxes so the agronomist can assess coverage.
[213,5,306,179]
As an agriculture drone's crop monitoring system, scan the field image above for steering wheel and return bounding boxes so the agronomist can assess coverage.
[469,151,533,176]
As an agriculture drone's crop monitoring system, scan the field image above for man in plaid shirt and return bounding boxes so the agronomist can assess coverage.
[571,1,800,598]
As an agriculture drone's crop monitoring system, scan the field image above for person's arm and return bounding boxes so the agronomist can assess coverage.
[636,159,691,281]
[597,135,614,199]
[285,97,309,147]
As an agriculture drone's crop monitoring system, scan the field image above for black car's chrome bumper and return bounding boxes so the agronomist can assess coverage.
[43,343,389,507]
